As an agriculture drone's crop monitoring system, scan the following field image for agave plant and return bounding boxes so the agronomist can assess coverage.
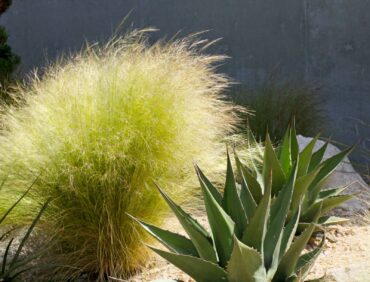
[130,152,325,282]
[235,124,354,229]
[0,178,50,281]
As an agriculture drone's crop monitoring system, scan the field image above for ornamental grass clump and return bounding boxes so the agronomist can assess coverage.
[0,29,246,279]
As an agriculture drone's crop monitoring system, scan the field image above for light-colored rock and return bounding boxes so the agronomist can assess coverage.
[297,135,370,215]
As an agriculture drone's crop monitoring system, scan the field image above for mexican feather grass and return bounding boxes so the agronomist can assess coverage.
[0,29,255,279]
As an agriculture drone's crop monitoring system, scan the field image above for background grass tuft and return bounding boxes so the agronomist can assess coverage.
[233,78,326,143]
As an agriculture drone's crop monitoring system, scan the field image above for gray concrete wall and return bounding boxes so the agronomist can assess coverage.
[0,0,369,162]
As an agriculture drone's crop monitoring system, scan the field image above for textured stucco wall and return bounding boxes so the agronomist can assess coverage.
[0,0,369,162]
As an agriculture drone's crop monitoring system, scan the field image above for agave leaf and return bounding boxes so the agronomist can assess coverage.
[156,186,210,240]
[296,231,325,279]
[246,127,260,150]
[279,205,301,260]
[242,170,272,254]
[297,134,319,177]
[235,154,263,203]
[264,161,298,269]
[222,152,247,237]
[307,145,355,204]
[319,194,353,215]
[318,186,348,200]
[300,199,324,223]
[240,173,257,221]
[128,215,198,256]
[199,172,235,266]
[273,203,322,281]
[278,126,292,175]
[266,230,283,280]
[295,223,311,233]
[255,169,265,194]
[273,223,316,281]
[156,185,217,263]
[290,120,299,163]
[148,246,227,282]
[318,216,349,226]
[195,165,222,205]
[263,134,286,195]
[227,236,267,282]
[290,166,320,217]
[308,142,328,172]
[301,195,352,223]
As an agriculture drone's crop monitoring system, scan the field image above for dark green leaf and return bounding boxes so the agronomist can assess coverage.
[266,231,283,280]
[200,172,235,266]
[235,154,263,203]
[318,186,348,200]
[273,203,322,281]
[318,216,349,226]
[296,231,325,279]
[278,126,292,175]
[264,161,298,269]
[148,246,228,282]
[290,166,320,218]
[297,135,319,177]
[308,142,328,172]
[240,173,257,221]
[263,134,286,195]
[308,145,355,203]
[128,214,198,256]
[301,195,352,222]
[273,223,316,281]
[222,152,247,237]
[279,205,301,260]
[290,120,299,163]
[242,170,272,254]
[195,165,222,205]
[156,185,217,263]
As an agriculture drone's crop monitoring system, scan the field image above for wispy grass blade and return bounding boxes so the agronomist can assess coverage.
[9,198,51,269]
